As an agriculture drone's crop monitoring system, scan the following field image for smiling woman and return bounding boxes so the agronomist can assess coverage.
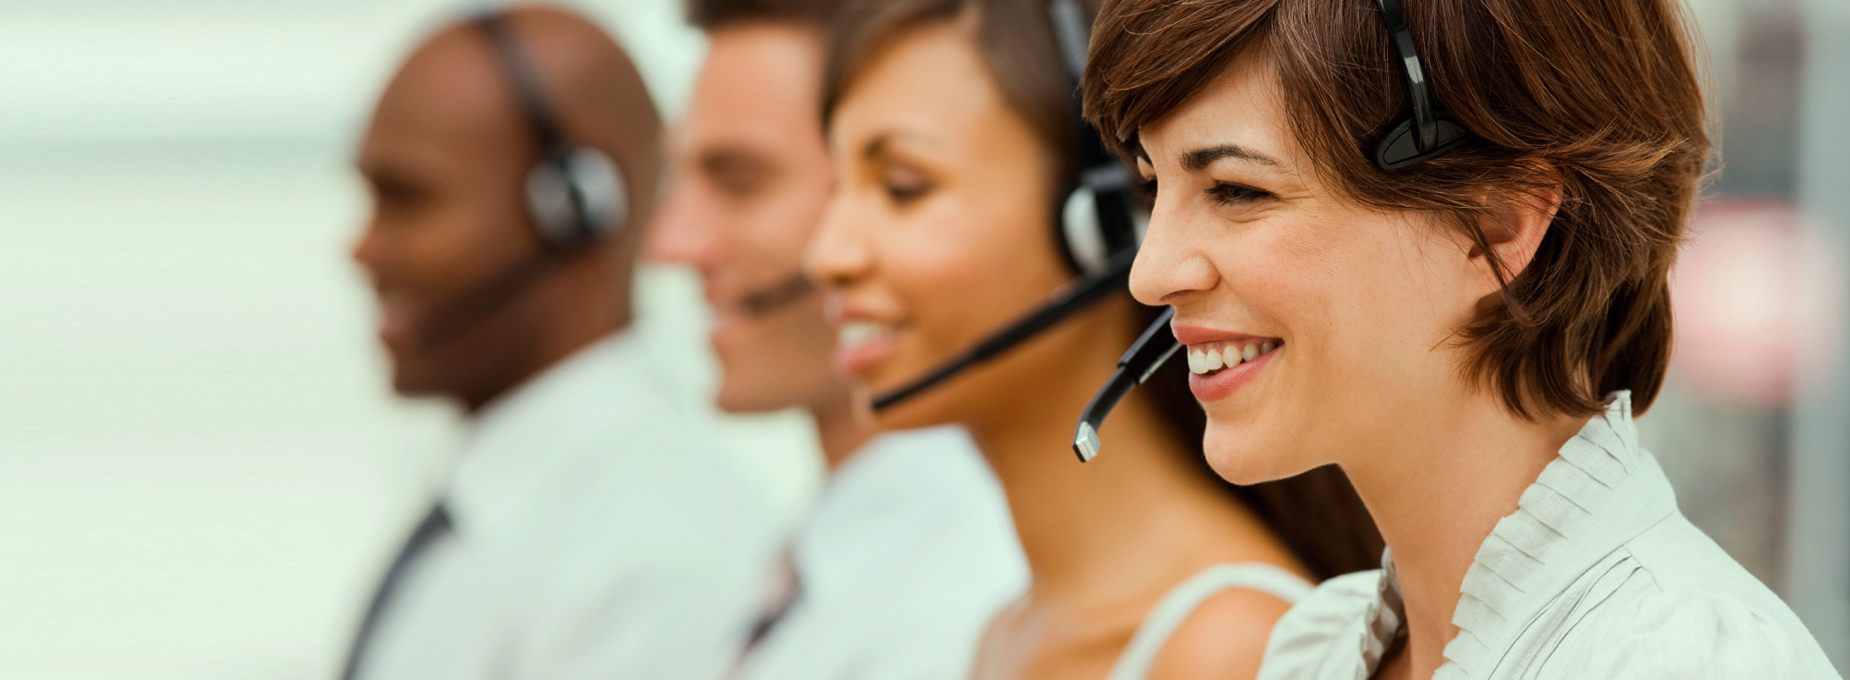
[1083,0,1838,678]
[802,0,1382,679]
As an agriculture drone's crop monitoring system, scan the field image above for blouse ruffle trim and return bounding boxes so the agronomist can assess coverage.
[1434,391,1680,677]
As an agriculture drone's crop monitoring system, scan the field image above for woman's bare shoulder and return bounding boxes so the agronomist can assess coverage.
[1144,586,1295,680]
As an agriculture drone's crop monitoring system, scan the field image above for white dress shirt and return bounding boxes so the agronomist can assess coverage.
[734,427,1029,680]
[354,331,783,680]
[1258,392,1840,680]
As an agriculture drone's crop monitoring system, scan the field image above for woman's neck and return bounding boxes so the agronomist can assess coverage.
[1344,392,1582,680]
[963,333,1286,607]
[809,388,876,471]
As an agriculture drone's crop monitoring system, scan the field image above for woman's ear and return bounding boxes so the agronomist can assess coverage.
[1469,176,1562,300]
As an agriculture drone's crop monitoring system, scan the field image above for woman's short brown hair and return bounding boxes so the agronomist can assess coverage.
[1086,0,1710,418]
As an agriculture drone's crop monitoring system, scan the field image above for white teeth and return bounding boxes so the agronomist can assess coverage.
[1189,340,1282,375]
[838,321,884,349]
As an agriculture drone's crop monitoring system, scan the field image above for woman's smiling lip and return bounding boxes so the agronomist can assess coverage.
[1171,323,1283,402]
[833,319,901,376]
[1188,345,1277,402]
[1170,324,1276,346]
[827,294,909,378]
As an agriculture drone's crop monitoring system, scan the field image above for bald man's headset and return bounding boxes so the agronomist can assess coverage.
[860,0,1146,412]
[1071,0,1473,461]
[411,9,631,350]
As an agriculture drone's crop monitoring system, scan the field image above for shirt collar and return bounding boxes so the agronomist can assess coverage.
[790,427,990,602]
[1368,391,1681,677]
[442,331,651,540]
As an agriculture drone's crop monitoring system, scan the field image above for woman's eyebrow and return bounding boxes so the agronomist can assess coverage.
[1180,143,1281,171]
[861,129,941,161]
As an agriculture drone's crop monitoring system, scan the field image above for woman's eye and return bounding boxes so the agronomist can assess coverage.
[880,165,933,204]
[1207,181,1271,205]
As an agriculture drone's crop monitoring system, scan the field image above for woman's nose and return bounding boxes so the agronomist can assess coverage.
[1128,201,1219,306]
[803,192,874,290]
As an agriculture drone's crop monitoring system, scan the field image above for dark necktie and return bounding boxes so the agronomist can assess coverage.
[339,503,452,680]
[727,543,803,679]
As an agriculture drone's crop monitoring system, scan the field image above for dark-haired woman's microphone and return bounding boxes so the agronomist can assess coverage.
[1071,306,1180,462]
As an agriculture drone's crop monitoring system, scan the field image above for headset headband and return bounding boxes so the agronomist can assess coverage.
[1372,0,1470,170]
[475,10,567,153]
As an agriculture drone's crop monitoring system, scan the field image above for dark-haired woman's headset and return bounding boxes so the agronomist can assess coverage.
[867,0,1146,411]
[1073,0,1474,460]
[410,9,630,350]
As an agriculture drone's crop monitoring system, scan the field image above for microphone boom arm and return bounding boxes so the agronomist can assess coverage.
[1072,306,1180,462]
[871,249,1136,411]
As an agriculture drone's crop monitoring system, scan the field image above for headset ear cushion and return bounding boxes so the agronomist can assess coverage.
[524,147,628,246]
[1060,185,1111,275]
[564,147,626,239]
[525,157,578,245]
[1374,115,1471,171]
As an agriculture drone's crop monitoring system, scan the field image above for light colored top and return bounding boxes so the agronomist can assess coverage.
[734,427,1029,680]
[354,332,782,680]
[1105,563,1315,680]
[1258,392,1842,680]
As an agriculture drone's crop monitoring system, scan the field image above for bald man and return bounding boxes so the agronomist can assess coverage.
[344,7,779,680]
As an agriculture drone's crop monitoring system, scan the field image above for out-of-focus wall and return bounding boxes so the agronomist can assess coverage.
[0,2,820,679]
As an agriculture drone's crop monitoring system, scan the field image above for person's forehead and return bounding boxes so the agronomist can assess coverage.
[829,24,998,151]
[1141,53,1289,166]
[364,30,523,166]
[683,25,823,153]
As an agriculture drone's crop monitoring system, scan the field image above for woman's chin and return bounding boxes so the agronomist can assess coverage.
[1201,422,1297,485]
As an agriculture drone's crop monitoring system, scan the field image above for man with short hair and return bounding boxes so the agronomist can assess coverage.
[647,1,1028,678]
[345,6,778,679]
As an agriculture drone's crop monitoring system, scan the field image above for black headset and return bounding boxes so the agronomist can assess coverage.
[1370,0,1470,171]
[1049,0,1144,276]
[407,10,633,351]
[869,0,1145,411]
[476,9,629,248]
[1072,0,1474,461]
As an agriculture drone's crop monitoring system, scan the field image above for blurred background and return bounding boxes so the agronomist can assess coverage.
[0,0,1842,678]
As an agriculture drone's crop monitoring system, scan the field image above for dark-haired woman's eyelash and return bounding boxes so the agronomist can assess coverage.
[885,182,929,204]
[1207,181,1271,205]
[881,166,933,205]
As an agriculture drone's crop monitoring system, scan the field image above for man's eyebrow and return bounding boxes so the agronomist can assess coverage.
[699,146,767,172]
[1180,144,1281,172]
[357,159,427,190]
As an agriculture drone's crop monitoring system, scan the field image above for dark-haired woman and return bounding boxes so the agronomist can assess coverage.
[1082,0,1838,677]
[802,0,1383,678]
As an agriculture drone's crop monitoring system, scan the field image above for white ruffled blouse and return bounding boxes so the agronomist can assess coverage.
[1258,392,1841,680]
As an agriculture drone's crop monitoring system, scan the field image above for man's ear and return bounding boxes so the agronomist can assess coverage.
[1469,177,1562,299]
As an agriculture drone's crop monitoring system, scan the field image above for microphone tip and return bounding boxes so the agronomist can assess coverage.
[1073,422,1101,463]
